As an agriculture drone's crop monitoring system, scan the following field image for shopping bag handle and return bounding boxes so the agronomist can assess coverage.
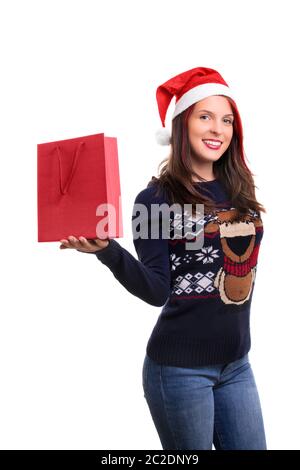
[55,141,85,195]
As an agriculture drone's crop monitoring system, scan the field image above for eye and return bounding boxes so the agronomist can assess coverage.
[200,115,233,124]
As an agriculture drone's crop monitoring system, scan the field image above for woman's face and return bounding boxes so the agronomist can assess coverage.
[187,95,234,163]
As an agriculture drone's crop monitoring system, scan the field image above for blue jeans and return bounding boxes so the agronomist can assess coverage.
[142,352,267,450]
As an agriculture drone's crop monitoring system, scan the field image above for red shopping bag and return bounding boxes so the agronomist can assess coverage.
[37,132,123,242]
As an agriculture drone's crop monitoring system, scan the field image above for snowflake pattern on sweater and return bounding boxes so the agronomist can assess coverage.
[92,178,265,366]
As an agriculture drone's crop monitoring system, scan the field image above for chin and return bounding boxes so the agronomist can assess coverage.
[195,151,223,161]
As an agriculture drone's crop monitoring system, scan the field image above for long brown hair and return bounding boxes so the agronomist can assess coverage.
[148,97,266,221]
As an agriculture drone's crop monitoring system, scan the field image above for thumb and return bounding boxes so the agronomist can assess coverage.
[94,238,110,247]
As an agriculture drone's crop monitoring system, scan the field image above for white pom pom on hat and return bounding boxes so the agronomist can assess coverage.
[154,66,242,147]
[155,127,171,145]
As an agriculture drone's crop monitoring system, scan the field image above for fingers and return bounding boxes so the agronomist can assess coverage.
[77,236,95,250]
[59,236,81,249]
[60,239,71,249]
[59,236,96,252]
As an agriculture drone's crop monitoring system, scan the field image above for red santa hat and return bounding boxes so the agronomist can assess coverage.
[155,66,244,149]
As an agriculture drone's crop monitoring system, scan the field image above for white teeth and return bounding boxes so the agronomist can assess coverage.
[203,140,221,146]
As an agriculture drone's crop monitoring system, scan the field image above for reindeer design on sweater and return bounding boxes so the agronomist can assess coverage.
[204,208,263,305]
[168,206,264,305]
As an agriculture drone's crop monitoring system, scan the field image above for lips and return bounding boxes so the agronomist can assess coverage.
[202,139,222,150]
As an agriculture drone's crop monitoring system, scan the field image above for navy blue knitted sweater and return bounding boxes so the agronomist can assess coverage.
[85,178,264,367]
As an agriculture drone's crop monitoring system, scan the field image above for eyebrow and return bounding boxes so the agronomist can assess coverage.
[196,109,234,117]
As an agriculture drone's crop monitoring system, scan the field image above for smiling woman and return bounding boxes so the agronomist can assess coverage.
[140,66,267,450]
[59,66,268,451]
[151,72,266,223]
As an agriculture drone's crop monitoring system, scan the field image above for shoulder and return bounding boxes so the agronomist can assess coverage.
[134,181,169,206]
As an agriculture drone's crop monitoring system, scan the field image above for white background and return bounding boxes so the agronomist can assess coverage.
[0,0,299,450]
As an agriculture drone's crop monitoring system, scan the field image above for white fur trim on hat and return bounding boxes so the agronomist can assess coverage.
[172,82,235,120]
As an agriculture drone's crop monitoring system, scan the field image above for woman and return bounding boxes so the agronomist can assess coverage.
[59,67,267,450]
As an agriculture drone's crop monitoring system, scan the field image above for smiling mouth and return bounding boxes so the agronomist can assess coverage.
[202,140,222,149]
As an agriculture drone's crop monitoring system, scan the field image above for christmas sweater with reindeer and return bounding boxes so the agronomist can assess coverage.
[88,178,264,367]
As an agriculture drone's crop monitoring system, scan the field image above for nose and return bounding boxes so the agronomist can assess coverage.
[209,120,224,137]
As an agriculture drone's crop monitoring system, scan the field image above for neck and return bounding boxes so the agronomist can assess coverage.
[192,172,216,182]
[190,159,215,182]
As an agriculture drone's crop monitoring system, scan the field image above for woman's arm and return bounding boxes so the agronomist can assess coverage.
[82,186,171,307]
